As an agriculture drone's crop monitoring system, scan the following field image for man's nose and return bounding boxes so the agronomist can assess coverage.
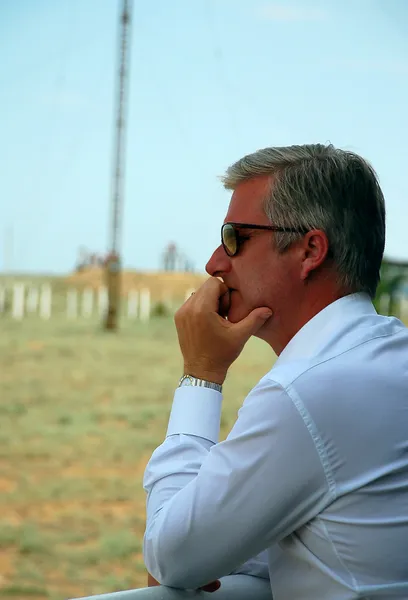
[205,245,232,277]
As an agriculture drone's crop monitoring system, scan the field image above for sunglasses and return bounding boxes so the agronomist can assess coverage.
[221,222,307,257]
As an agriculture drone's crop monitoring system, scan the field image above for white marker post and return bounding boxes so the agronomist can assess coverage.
[127,289,139,318]
[82,288,94,318]
[39,284,52,320]
[98,286,108,318]
[0,287,6,313]
[12,283,25,320]
[401,294,408,319]
[139,288,151,322]
[67,289,78,319]
[26,287,39,314]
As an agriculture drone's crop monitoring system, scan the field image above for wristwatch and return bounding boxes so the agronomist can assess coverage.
[178,374,223,393]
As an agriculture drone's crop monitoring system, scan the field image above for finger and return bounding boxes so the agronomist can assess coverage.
[232,307,273,340]
[194,277,228,310]
[199,580,221,593]
[147,573,160,587]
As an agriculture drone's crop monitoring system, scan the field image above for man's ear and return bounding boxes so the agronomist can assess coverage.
[300,230,330,281]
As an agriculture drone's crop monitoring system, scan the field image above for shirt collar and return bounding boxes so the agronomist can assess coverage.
[274,292,377,367]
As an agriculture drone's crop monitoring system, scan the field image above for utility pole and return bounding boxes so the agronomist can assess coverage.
[104,0,133,330]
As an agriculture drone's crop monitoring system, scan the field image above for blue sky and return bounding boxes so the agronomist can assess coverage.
[1,0,408,274]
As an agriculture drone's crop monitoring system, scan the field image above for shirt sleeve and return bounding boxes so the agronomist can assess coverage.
[144,431,270,582]
[143,378,333,590]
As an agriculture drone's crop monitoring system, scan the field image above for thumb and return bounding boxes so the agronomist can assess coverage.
[233,307,273,340]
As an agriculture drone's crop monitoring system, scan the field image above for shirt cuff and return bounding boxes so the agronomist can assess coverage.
[166,386,223,443]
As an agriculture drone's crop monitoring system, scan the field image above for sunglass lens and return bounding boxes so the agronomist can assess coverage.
[222,224,237,256]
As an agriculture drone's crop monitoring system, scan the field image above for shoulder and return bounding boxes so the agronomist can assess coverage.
[268,315,408,392]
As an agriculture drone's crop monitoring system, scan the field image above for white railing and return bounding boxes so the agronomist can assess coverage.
[69,575,272,600]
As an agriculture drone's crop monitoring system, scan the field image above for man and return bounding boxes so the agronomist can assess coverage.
[143,144,408,599]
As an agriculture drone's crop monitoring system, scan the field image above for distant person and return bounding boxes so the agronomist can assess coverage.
[143,144,408,599]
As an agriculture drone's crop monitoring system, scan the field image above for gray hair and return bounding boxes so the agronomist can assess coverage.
[222,144,386,298]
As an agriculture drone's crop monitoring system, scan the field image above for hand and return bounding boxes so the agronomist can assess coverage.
[148,572,221,593]
[175,278,272,383]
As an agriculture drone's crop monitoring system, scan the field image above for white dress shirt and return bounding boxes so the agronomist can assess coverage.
[143,293,408,599]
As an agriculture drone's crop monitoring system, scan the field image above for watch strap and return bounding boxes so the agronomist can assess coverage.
[178,374,223,393]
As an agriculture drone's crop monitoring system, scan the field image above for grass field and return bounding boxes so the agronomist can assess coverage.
[0,304,276,599]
